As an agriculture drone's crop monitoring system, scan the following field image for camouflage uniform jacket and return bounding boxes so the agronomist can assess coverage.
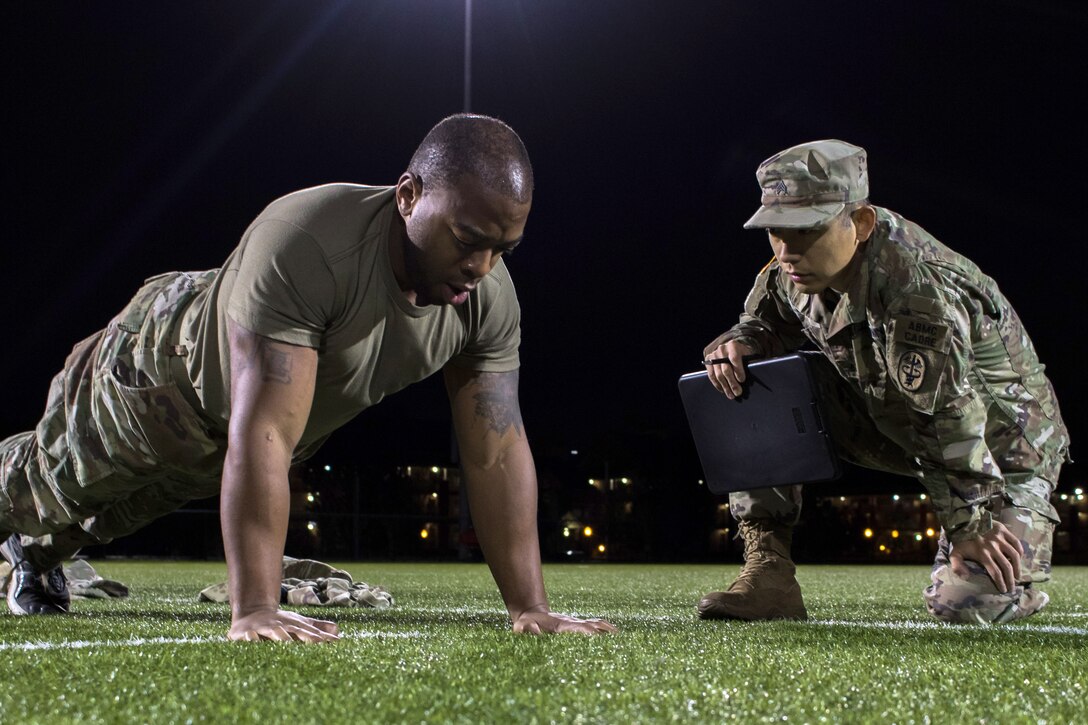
[706,207,1069,542]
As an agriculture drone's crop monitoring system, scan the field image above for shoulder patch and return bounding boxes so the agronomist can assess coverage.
[896,350,926,391]
[892,314,951,353]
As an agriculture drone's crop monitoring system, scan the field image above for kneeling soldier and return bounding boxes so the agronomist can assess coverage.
[700,140,1069,624]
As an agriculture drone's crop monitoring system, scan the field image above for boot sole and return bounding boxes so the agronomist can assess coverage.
[698,597,807,621]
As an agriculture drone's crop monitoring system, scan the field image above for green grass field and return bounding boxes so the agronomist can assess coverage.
[2,561,1086,723]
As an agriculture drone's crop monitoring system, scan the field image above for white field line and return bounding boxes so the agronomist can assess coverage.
[5,609,1084,652]
[402,606,1088,635]
[807,618,1088,636]
[0,630,423,653]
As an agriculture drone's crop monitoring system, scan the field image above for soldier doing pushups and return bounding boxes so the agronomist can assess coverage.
[0,114,615,639]
[699,140,1070,624]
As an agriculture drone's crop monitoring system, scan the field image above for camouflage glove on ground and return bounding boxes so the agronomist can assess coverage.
[198,556,394,609]
[63,560,130,599]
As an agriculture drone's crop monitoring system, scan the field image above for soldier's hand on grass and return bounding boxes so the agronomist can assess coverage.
[228,609,341,643]
[512,609,617,635]
[949,521,1023,593]
[704,340,755,399]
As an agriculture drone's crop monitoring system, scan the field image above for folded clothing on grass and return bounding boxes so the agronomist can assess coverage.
[198,556,394,609]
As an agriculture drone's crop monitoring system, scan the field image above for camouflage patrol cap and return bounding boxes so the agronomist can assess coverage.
[743,139,869,229]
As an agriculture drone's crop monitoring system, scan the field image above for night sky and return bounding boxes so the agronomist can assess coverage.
[5,2,1085,487]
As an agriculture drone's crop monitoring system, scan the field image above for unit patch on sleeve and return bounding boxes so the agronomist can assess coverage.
[897,350,926,391]
[887,314,953,414]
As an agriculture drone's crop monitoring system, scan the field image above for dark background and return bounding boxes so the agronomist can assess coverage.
[4,1,1085,498]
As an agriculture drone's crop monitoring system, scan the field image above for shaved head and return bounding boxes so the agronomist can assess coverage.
[408,114,533,203]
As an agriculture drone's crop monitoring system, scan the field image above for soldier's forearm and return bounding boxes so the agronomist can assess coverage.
[220,440,292,620]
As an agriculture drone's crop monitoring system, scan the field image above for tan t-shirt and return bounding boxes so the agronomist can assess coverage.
[178,184,521,455]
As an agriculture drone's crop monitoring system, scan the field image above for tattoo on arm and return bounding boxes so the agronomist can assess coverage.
[472,372,524,437]
[237,333,294,385]
[259,340,293,384]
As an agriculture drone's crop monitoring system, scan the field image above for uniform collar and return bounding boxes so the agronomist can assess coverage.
[787,237,876,337]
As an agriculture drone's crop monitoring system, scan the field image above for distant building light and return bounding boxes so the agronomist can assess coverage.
[306,493,315,503]
[926,528,936,537]
[307,521,317,532]
[1060,494,1069,500]
[597,544,606,553]
[919,494,927,500]
[588,479,596,486]
[698,479,705,485]
[891,530,900,538]
[892,494,900,501]
[324,465,332,472]
[1075,488,1084,495]
[863,528,873,539]
[840,497,846,502]
[431,492,439,499]
[562,528,570,538]
[583,526,593,537]
[915,533,923,541]
[570,449,579,455]
[431,466,440,474]
[620,477,629,484]
[1078,495,1085,501]
[878,544,886,551]
[420,528,429,539]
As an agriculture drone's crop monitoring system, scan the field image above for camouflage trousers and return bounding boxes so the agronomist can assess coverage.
[0,272,226,572]
[728,357,1061,624]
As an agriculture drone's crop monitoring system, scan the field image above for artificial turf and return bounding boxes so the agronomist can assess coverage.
[1,561,1085,723]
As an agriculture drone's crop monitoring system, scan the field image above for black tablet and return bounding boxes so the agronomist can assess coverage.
[678,352,842,494]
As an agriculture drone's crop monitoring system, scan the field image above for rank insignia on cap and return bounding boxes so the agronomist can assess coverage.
[897,351,926,391]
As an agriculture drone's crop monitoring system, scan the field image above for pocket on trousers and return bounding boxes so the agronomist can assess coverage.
[95,370,221,474]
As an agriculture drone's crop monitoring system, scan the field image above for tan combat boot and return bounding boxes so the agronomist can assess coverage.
[697,519,807,621]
